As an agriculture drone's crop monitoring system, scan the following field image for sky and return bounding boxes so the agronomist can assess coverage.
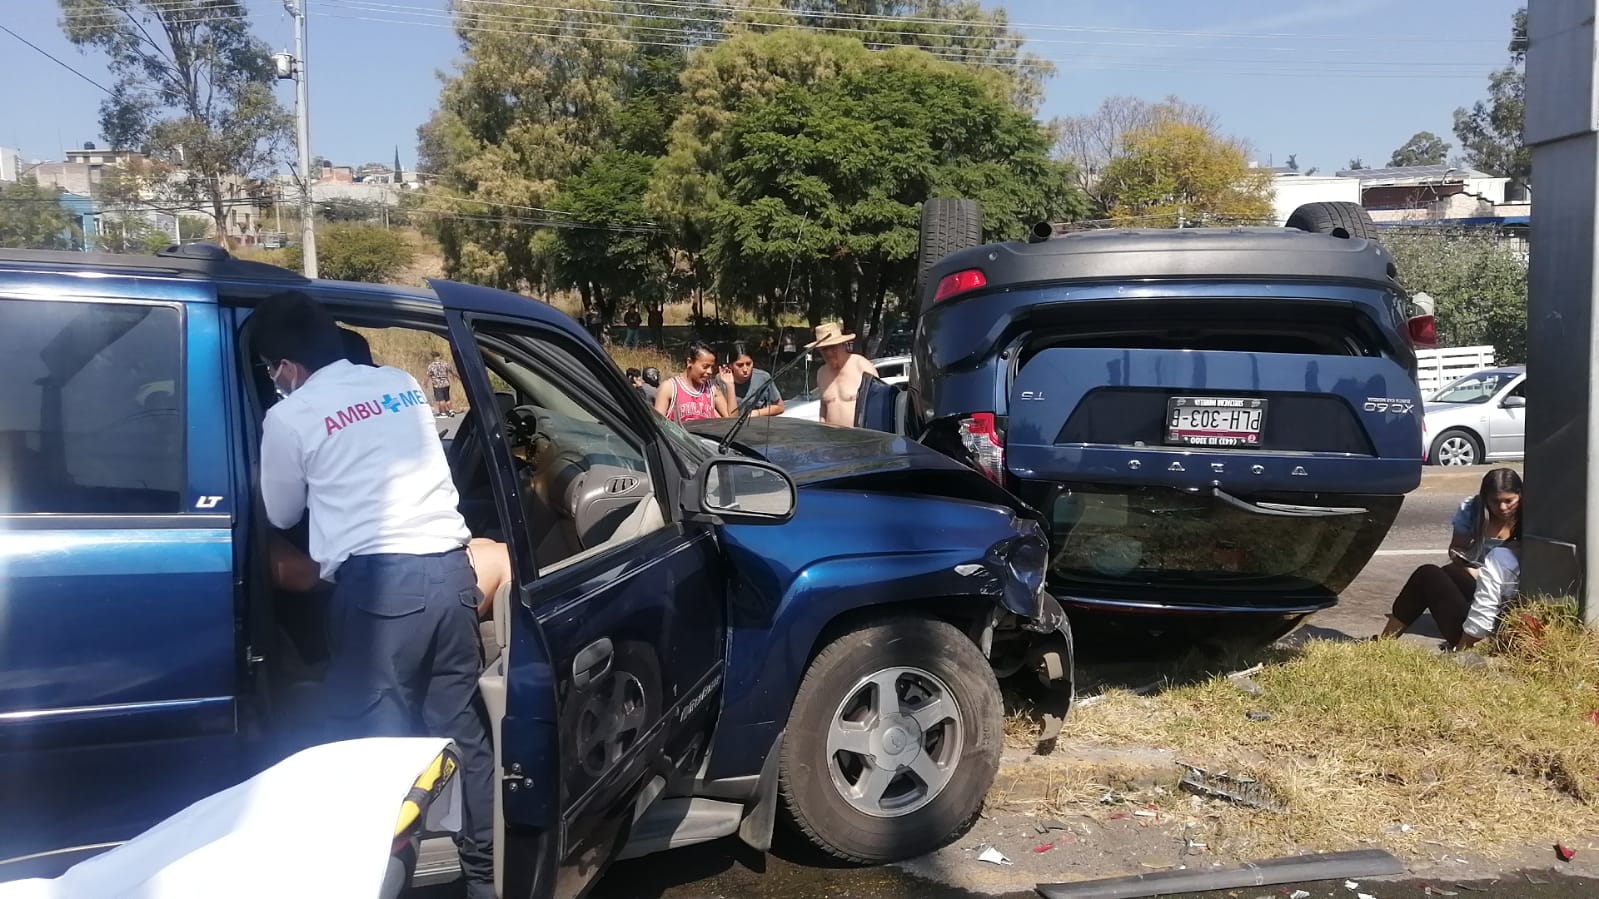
[0,0,1523,176]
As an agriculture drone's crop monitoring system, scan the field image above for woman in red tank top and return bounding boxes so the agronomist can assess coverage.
[654,340,730,422]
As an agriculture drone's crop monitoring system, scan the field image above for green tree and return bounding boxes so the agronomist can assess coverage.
[731,0,1052,111]
[710,50,1082,335]
[58,0,291,245]
[0,177,81,250]
[95,159,172,253]
[1384,228,1527,362]
[1049,95,1218,212]
[1346,157,1366,171]
[1096,120,1275,226]
[1389,131,1451,167]
[548,151,671,323]
[1453,7,1528,187]
[418,0,682,291]
[284,223,415,283]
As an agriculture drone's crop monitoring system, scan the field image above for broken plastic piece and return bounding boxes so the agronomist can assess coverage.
[1358,894,1376,899]
[1245,710,1272,721]
[1422,888,1459,897]
[1556,843,1577,862]
[979,846,1013,866]
[1034,843,1055,853]
[1345,880,1359,889]
[1289,892,1310,899]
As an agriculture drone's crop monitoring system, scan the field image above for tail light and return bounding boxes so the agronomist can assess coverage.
[1407,314,1437,348]
[959,413,1005,484]
[933,268,987,303]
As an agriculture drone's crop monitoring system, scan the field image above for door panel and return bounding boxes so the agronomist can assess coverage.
[1488,378,1527,458]
[437,294,727,897]
[0,291,238,867]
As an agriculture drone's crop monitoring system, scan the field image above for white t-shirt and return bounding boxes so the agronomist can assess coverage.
[260,360,471,580]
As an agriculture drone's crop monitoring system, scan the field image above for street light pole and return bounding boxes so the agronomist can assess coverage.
[280,0,317,277]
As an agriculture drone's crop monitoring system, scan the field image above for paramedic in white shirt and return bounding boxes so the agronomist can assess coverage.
[252,291,493,899]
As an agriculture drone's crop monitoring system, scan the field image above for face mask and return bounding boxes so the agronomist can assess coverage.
[271,362,301,398]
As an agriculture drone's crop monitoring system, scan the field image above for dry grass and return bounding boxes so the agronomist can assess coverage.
[1042,601,1599,858]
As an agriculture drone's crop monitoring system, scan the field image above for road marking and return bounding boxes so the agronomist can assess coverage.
[1373,549,1442,557]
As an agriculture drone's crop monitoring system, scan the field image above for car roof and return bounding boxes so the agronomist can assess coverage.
[0,245,576,330]
[924,227,1400,298]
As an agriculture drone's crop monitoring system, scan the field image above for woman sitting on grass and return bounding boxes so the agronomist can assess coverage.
[1378,467,1522,648]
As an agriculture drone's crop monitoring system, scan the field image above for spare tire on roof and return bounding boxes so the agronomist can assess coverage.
[917,198,983,290]
[1286,201,1378,241]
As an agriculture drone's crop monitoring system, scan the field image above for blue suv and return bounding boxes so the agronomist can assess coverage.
[859,200,1428,653]
[0,245,1071,897]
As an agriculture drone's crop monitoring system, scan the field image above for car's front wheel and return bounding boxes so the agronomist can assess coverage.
[1430,428,1482,466]
[779,616,1003,864]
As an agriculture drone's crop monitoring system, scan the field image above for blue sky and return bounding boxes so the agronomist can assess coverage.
[1,0,1521,175]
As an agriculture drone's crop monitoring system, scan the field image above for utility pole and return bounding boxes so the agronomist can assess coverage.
[275,0,317,277]
[1523,0,1595,620]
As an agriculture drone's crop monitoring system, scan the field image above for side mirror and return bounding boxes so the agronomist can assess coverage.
[1501,394,1527,409]
[683,457,797,525]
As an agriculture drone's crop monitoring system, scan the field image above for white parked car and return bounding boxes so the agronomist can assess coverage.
[1422,366,1527,466]
[780,355,909,421]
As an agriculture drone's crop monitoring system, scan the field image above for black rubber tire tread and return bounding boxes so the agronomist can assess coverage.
[917,198,983,291]
[1429,428,1483,467]
[779,615,1003,864]
[1285,201,1379,241]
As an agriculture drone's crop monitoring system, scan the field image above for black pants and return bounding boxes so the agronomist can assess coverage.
[1390,562,1475,643]
[327,549,494,899]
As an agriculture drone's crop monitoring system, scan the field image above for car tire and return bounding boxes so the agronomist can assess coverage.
[1430,428,1482,466]
[917,199,983,295]
[1285,201,1379,241]
[779,615,1003,864]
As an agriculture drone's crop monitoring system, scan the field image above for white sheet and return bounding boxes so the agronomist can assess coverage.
[0,737,461,899]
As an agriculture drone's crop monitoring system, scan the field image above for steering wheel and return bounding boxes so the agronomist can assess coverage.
[507,404,559,466]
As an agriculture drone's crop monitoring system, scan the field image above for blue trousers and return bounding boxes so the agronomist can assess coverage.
[326,549,494,899]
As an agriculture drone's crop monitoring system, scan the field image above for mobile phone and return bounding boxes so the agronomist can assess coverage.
[1449,548,1483,569]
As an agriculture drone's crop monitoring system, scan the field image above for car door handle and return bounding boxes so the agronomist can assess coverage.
[572,637,614,690]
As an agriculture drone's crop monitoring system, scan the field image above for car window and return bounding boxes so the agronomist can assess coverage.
[0,298,184,515]
[1432,371,1514,404]
[876,362,905,380]
[471,326,666,573]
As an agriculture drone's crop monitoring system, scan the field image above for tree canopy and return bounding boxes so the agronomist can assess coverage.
[58,0,290,244]
[0,178,81,250]
[1389,131,1451,168]
[1095,120,1274,226]
[1453,7,1528,187]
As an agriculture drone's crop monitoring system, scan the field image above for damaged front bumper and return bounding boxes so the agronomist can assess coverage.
[975,518,1075,746]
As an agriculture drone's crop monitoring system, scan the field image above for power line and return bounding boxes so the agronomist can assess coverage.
[0,23,114,95]
[309,7,1501,78]
[459,0,1502,45]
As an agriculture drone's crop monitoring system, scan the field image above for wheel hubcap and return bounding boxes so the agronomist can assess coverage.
[825,666,962,818]
[1439,436,1475,466]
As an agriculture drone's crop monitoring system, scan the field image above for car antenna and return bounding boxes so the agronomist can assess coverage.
[717,345,812,454]
[719,212,811,454]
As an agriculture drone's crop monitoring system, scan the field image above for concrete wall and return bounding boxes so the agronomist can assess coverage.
[1269,174,1362,225]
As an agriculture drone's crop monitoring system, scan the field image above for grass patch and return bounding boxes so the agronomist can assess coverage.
[1044,601,1599,858]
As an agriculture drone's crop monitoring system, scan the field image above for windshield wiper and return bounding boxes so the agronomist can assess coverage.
[718,349,816,454]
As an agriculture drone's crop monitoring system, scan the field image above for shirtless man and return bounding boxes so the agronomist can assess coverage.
[809,322,877,427]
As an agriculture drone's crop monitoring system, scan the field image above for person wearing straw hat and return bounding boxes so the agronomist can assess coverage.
[809,322,878,427]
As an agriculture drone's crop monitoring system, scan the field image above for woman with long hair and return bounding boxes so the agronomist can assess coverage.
[715,341,785,418]
[655,340,730,422]
[1378,467,1522,646]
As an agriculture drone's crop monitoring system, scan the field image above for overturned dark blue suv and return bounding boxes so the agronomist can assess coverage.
[0,246,1071,896]
[858,200,1428,652]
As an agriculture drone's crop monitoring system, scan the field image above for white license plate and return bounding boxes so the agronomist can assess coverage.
[1165,396,1266,448]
